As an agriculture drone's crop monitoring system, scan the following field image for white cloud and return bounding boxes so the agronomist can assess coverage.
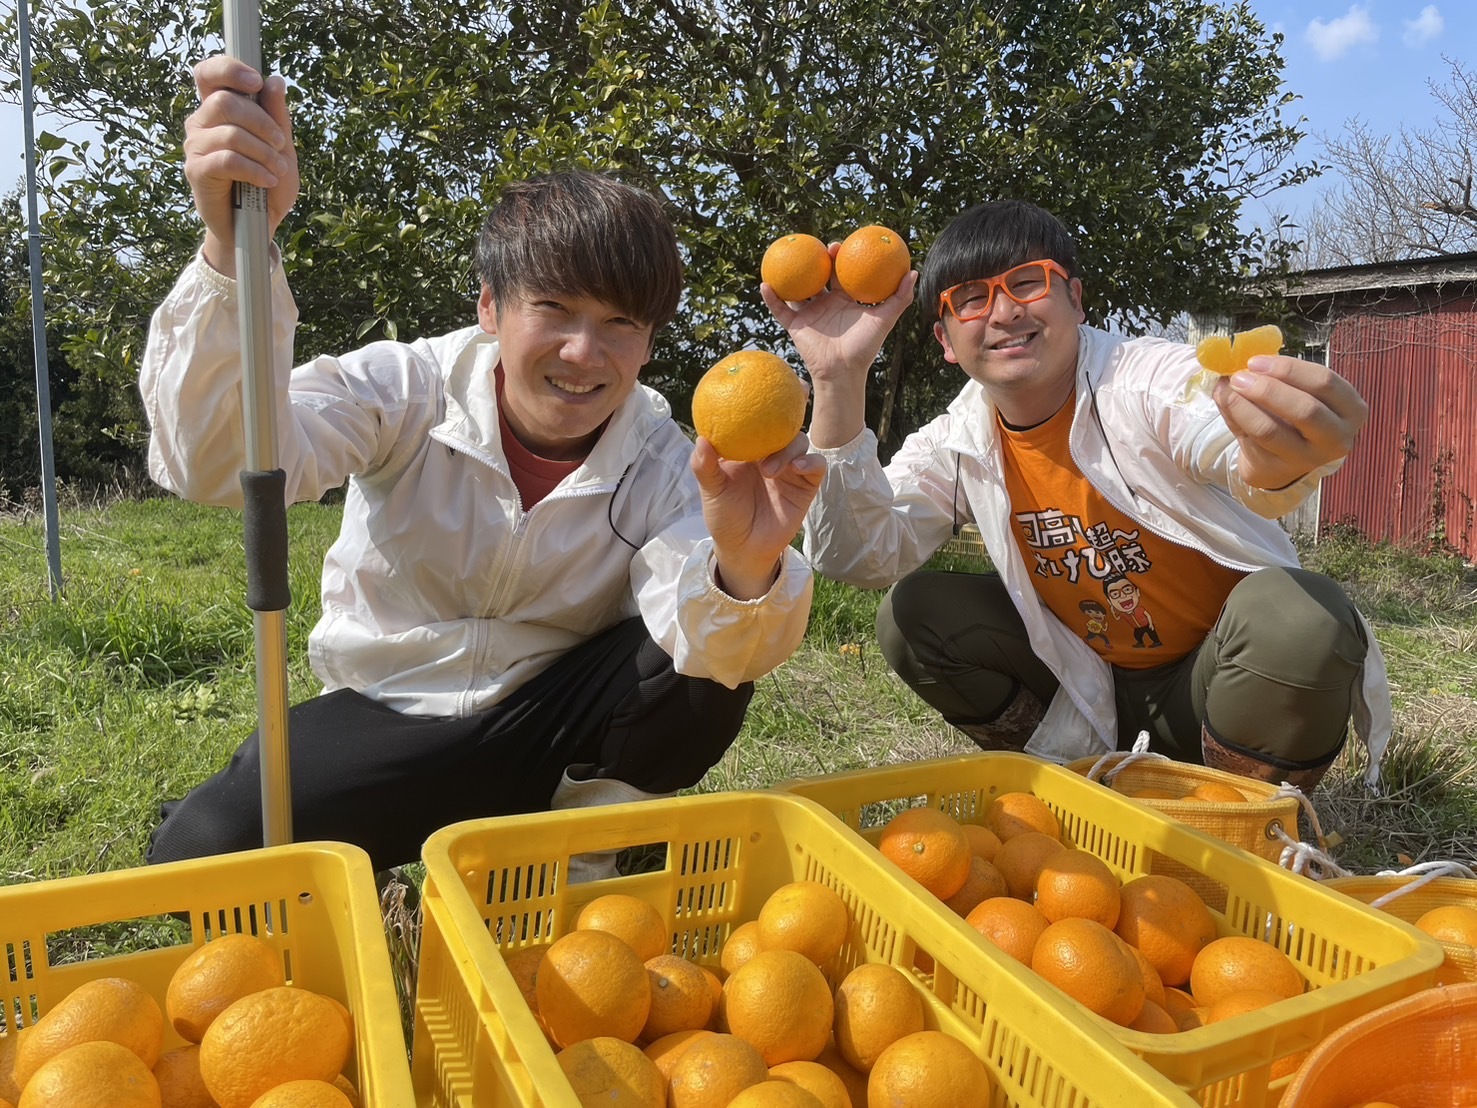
[1306,4,1381,61]
[1403,5,1444,46]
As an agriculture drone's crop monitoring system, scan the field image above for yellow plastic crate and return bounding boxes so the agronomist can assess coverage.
[773,752,1446,1108]
[0,843,414,1107]
[410,790,1196,1108]
[1322,874,1477,985]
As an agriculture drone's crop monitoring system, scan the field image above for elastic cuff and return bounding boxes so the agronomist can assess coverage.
[1201,718,1346,771]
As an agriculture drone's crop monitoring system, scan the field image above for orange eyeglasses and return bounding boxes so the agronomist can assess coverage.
[937,259,1070,322]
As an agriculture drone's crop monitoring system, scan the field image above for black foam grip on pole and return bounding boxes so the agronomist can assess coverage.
[241,469,291,612]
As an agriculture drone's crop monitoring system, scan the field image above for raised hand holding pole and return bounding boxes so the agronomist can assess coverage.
[223,0,293,847]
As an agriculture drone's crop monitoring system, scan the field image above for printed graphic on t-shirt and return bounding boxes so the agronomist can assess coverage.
[1015,510,1164,654]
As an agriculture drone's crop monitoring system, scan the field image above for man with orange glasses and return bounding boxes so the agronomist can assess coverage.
[765,199,1388,789]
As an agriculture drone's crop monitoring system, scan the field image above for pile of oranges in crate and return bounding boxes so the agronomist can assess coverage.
[872,792,1313,1063]
[507,886,992,1107]
[0,934,360,1108]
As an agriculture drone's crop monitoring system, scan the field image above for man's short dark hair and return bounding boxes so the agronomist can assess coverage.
[920,200,1079,322]
[474,170,684,331]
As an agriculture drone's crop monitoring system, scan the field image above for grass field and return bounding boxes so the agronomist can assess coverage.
[2,491,1475,996]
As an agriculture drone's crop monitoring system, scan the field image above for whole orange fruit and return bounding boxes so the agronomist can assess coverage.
[765,1060,851,1108]
[1033,850,1122,928]
[1186,782,1247,803]
[719,920,766,978]
[867,1030,992,1106]
[832,962,926,1073]
[536,930,651,1048]
[576,894,669,962]
[719,950,833,1066]
[964,896,1051,965]
[1032,917,1146,1026]
[761,234,833,303]
[14,976,165,1088]
[982,791,1062,842]
[726,1080,825,1108]
[833,225,910,305]
[991,830,1066,901]
[876,807,973,901]
[941,855,1009,917]
[246,1080,353,1107]
[1189,936,1305,1008]
[503,944,556,1046]
[691,350,808,463]
[0,1027,20,1102]
[198,987,351,1108]
[642,1029,715,1082]
[1127,999,1179,1035]
[960,823,1003,862]
[555,1036,665,1108]
[151,1044,215,1108]
[1414,904,1477,945]
[165,932,286,1043]
[756,881,850,967]
[666,1032,770,1108]
[642,955,715,1041]
[1114,874,1218,987]
[17,1039,161,1108]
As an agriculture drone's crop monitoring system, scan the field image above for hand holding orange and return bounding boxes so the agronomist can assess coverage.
[692,350,808,462]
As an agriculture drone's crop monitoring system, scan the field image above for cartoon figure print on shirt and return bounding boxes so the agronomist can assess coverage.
[1103,574,1161,649]
[1078,598,1111,647]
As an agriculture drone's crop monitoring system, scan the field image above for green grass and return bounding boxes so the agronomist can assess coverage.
[2,494,1474,909]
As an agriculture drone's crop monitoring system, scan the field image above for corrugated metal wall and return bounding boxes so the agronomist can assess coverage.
[1320,294,1477,561]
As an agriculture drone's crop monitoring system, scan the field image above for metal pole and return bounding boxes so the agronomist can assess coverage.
[223,0,293,846]
[17,0,64,600]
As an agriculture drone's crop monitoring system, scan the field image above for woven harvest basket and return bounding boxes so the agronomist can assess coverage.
[1282,981,1477,1106]
[1066,750,1304,898]
[1323,870,1477,986]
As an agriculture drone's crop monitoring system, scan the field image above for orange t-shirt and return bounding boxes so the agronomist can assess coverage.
[998,394,1247,668]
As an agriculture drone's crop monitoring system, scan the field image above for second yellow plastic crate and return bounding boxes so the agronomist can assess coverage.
[774,752,1445,1108]
[410,790,1197,1107]
[0,843,414,1107]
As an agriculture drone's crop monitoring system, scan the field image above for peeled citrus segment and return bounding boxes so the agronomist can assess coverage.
[1194,335,1236,376]
[1229,324,1284,365]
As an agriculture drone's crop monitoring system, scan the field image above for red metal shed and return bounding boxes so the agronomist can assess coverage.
[1244,254,1477,563]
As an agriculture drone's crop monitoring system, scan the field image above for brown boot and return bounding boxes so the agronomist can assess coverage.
[1199,724,1341,791]
[953,686,1045,752]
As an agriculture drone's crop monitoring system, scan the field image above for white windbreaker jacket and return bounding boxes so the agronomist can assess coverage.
[140,256,813,717]
[804,325,1391,785]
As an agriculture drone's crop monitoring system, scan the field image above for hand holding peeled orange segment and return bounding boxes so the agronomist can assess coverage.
[1183,323,1283,401]
[692,349,808,462]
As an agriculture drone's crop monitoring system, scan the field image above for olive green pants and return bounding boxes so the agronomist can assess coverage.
[876,567,1366,768]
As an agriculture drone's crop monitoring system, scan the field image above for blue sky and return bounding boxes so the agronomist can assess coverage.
[2,2,1474,236]
[1245,0,1477,231]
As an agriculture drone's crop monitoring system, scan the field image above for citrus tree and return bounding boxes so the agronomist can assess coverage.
[2,0,1312,469]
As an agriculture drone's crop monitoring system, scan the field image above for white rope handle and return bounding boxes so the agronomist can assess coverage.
[1085,731,1170,784]
[1272,823,1353,880]
[1367,860,1477,909]
[1271,782,1331,854]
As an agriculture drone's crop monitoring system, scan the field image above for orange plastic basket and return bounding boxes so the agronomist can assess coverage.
[1323,871,1477,986]
[1281,981,1477,1106]
[1065,750,1304,874]
[774,752,1446,1108]
[410,789,1197,1107]
[0,843,414,1106]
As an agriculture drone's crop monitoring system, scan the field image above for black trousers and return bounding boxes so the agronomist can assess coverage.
[146,617,753,871]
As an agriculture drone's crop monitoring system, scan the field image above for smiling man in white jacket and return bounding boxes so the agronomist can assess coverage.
[767,200,1390,790]
[140,58,821,876]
